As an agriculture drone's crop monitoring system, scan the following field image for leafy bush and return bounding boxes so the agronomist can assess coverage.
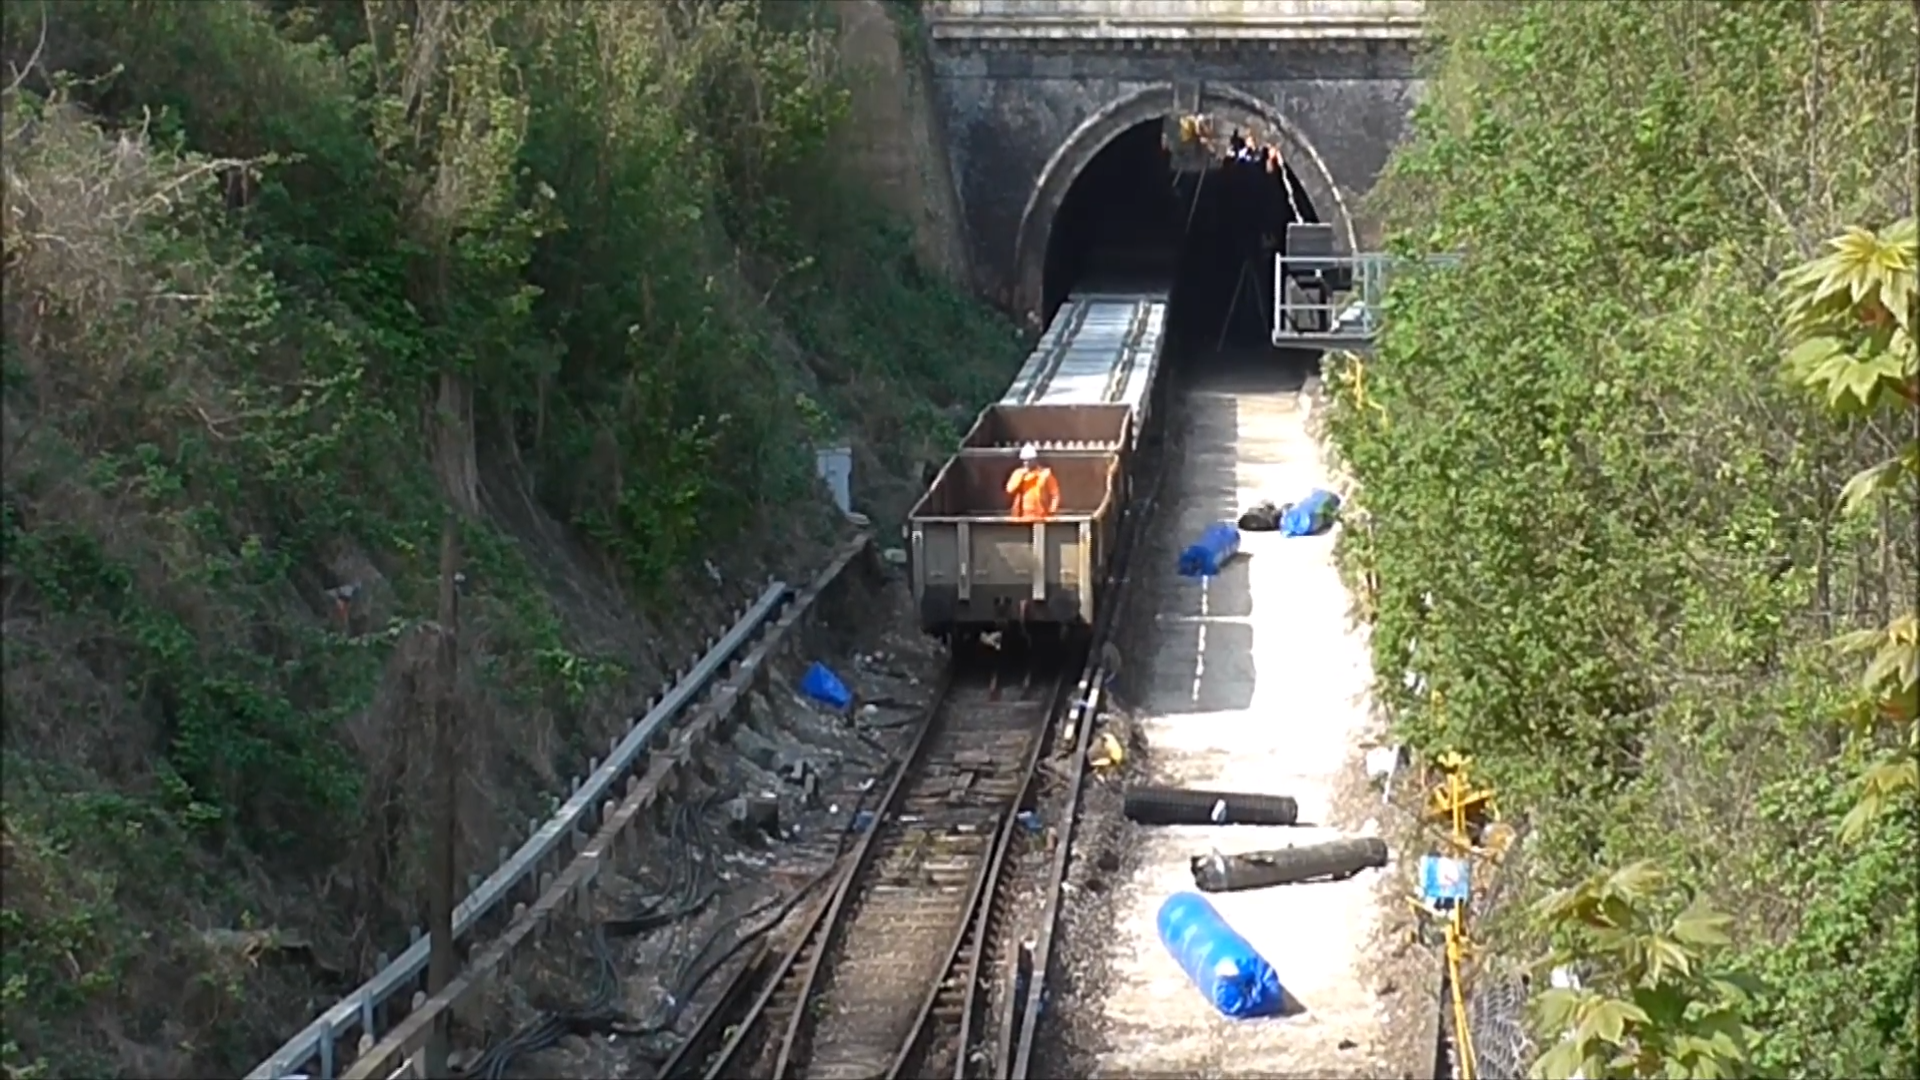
[1532,862,1759,1080]
[1323,2,1918,1076]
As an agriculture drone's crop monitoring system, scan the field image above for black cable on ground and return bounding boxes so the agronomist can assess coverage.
[637,766,897,1050]
[621,853,844,1069]
[463,758,901,1079]
[465,798,719,1079]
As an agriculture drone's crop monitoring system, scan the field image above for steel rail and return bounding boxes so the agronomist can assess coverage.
[1005,364,1169,1080]
[1008,299,1093,405]
[699,652,1072,1080]
[692,664,960,1079]
[336,537,874,1080]
[776,658,1068,1080]
[889,654,1081,1080]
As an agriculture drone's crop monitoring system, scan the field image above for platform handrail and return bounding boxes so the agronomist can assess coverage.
[1272,251,1463,348]
[245,580,793,1080]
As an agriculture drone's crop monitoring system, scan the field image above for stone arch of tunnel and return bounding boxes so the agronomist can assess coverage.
[1013,82,1356,325]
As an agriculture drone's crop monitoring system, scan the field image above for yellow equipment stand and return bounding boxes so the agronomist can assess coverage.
[1408,750,1513,1080]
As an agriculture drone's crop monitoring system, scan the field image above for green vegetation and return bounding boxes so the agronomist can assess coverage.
[1532,861,1761,1080]
[1324,2,1918,1077]
[0,1,1020,1074]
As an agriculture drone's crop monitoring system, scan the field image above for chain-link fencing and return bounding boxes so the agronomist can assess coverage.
[1458,968,1536,1079]
[1430,803,1546,1080]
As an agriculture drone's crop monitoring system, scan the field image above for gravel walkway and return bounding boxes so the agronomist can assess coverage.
[1044,358,1419,1079]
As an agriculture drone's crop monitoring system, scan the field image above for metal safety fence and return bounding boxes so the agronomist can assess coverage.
[247,581,796,1080]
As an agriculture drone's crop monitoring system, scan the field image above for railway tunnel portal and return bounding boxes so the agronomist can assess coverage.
[924,0,1425,331]
[1039,88,1330,346]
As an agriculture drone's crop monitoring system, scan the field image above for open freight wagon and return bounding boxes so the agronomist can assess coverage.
[959,402,1137,506]
[908,451,1122,638]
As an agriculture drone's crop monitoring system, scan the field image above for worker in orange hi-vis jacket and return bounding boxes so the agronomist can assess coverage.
[1006,443,1061,523]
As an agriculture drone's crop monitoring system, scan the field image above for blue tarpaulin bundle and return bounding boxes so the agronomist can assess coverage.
[1280,489,1342,538]
[1156,892,1285,1019]
[1178,522,1241,578]
[799,662,853,711]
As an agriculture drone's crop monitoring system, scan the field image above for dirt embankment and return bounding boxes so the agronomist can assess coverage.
[0,4,992,1076]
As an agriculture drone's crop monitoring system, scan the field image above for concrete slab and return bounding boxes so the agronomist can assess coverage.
[1090,367,1395,1079]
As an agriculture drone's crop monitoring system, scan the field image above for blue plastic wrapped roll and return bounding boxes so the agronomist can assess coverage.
[799,661,853,711]
[1177,521,1241,578]
[1156,892,1285,1019]
[1280,489,1342,537]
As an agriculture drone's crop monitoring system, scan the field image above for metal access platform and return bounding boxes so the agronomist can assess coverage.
[1272,223,1461,351]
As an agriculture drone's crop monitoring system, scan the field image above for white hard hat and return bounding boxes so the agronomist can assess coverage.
[1019,443,1038,462]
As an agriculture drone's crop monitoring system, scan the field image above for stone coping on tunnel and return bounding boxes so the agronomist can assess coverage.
[928,0,1427,41]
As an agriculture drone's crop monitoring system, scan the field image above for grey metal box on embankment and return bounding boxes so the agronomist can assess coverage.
[908,452,1121,635]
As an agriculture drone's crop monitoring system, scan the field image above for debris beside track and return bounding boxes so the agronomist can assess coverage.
[697,635,1078,1080]
[1122,785,1300,827]
[1035,367,1421,1080]
[1190,837,1392,893]
[454,586,950,1079]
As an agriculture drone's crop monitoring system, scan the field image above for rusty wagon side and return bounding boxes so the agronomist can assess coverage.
[957,402,1137,507]
[959,403,1133,453]
[908,452,1121,637]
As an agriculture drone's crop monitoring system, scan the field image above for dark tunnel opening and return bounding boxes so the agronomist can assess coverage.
[1042,118,1320,352]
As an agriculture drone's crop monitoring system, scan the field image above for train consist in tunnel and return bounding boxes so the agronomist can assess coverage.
[904,96,1337,644]
[907,287,1168,642]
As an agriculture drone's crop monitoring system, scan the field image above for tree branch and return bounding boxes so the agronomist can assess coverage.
[4,0,48,96]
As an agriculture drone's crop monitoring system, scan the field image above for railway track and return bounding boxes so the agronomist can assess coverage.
[668,471,1162,1080]
[686,642,1074,1080]
[1001,364,1169,1080]
[664,312,1171,1080]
